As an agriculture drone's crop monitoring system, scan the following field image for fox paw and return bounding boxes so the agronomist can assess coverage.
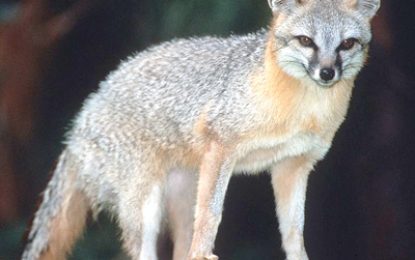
[191,254,218,260]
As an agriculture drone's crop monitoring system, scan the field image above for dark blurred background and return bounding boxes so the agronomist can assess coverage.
[0,0,414,259]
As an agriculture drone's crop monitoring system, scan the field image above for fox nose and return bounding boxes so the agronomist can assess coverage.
[320,68,335,81]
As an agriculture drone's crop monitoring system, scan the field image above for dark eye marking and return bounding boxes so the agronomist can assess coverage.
[295,35,317,49]
[337,38,359,51]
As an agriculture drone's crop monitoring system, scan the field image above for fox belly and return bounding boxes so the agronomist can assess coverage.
[234,132,329,174]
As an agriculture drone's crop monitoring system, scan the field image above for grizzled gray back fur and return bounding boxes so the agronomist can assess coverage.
[71,31,268,147]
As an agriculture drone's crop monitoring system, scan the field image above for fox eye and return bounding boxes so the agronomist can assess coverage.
[296,36,315,48]
[338,38,358,51]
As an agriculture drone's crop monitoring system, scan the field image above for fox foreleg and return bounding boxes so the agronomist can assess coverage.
[271,156,315,260]
[188,141,235,260]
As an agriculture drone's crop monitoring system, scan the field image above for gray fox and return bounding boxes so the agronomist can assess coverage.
[22,0,380,259]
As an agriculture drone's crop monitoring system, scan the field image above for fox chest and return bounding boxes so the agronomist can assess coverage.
[233,131,330,174]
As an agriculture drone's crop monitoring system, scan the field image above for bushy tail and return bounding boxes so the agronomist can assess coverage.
[22,150,89,260]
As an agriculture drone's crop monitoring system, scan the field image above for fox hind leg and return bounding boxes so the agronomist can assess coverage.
[118,181,163,260]
[166,169,197,260]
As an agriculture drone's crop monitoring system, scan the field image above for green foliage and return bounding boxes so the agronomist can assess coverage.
[70,214,124,260]
[0,221,26,259]
[158,0,270,39]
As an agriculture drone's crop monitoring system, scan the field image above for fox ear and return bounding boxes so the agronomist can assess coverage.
[267,0,308,14]
[346,0,381,19]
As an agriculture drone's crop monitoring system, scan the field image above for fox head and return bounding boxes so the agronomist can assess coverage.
[268,0,380,87]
